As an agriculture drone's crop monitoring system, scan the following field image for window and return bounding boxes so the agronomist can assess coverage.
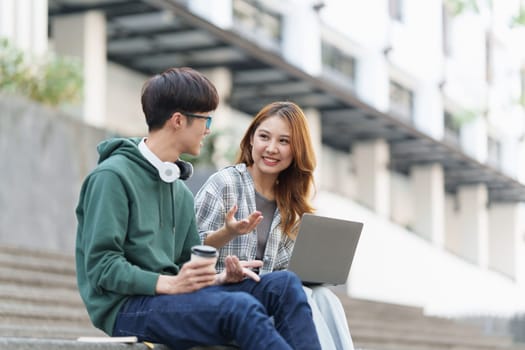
[520,66,525,107]
[487,135,501,168]
[389,0,404,21]
[442,4,452,56]
[389,80,413,122]
[485,32,493,84]
[321,41,356,88]
[233,0,282,45]
[443,111,460,145]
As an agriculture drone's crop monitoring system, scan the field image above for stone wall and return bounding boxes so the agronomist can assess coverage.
[0,95,216,254]
[0,95,111,253]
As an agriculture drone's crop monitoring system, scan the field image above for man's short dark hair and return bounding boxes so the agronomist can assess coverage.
[141,67,219,131]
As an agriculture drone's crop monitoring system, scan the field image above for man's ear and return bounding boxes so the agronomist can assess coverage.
[169,112,184,129]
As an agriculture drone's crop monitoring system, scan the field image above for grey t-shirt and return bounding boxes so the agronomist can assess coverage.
[255,191,277,260]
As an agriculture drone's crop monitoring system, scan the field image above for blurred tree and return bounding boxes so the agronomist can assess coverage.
[0,38,83,107]
[510,5,525,27]
[444,0,480,16]
[180,128,237,168]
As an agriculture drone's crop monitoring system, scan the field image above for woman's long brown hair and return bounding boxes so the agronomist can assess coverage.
[235,101,316,238]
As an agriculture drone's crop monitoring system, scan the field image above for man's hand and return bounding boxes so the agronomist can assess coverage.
[155,259,217,295]
[216,255,263,285]
[224,205,263,237]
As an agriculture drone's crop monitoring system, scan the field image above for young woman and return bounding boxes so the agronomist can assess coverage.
[195,101,354,350]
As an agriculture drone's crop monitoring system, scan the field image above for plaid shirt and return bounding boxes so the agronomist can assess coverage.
[194,163,294,274]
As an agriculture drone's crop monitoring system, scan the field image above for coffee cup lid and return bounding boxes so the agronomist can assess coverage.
[191,245,217,257]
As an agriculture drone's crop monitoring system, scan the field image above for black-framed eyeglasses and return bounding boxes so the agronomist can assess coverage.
[182,112,212,129]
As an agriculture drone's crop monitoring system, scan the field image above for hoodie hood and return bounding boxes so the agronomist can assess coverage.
[96,137,156,178]
[97,137,141,163]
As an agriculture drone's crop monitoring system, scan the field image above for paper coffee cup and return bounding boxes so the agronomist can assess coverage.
[191,245,217,264]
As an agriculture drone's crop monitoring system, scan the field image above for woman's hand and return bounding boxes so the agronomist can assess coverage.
[224,205,263,237]
[205,206,264,248]
[155,259,217,294]
[216,255,263,285]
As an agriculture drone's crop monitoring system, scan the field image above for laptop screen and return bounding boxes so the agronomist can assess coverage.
[287,213,363,285]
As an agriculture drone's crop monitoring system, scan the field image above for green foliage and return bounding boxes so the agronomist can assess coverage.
[444,0,480,16]
[520,93,525,109]
[451,109,479,128]
[180,135,216,166]
[510,7,525,27]
[444,0,525,27]
[0,37,83,107]
[181,128,238,168]
[28,53,83,106]
[0,38,31,93]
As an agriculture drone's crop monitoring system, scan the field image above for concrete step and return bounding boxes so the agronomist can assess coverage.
[355,342,525,350]
[346,308,497,336]
[1,337,522,350]
[0,265,77,289]
[351,326,513,349]
[348,317,495,339]
[1,244,523,350]
[0,337,157,350]
[0,324,104,339]
[333,290,520,350]
[0,283,84,307]
[337,294,425,319]
[0,337,240,350]
[0,315,95,330]
[0,245,75,274]
[0,299,89,322]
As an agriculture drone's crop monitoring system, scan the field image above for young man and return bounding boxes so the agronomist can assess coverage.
[75,67,322,350]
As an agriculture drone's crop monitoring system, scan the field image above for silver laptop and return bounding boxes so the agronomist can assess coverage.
[287,213,363,285]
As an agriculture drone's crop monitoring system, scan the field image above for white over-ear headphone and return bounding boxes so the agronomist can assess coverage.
[138,138,193,183]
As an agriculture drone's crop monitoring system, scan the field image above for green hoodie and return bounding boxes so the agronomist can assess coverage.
[75,137,200,335]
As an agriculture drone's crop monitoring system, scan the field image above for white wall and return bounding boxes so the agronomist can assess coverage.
[488,204,518,278]
[321,0,390,112]
[0,0,48,54]
[315,191,525,317]
[444,12,488,110]
[320,145,357,199]
[390,171,413,228]
[105,62,147,136]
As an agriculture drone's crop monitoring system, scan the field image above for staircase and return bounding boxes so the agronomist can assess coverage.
[0,244,524,350]
[0,245,102,339]
[338,292,525,350]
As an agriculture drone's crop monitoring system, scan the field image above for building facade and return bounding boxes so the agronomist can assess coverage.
[2,0,525,317]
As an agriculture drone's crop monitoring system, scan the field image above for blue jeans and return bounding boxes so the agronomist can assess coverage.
[113,270,321,350]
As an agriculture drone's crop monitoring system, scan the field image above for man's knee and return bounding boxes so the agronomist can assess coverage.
[262,271,305,297]
[222,292,265,316]
[264,270,300,282]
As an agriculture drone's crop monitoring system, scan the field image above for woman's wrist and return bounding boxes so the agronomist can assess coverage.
[222,224,237,239]
[205,226,236,248]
